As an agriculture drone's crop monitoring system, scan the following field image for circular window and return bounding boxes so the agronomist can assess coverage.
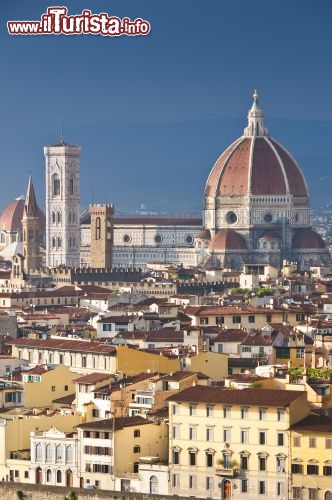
[123,234,131,243]
[154,234,163,244]
[226,211,238,224]
[185,234,193,245]
[264,213,273,223]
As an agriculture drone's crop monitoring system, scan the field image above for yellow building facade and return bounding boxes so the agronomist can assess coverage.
[167,386,309,499]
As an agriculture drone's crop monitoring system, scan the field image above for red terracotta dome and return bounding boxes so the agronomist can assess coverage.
[292,229,326,249]
[209,228,248,251]
[205,93,308,199]
[0,197,45,233]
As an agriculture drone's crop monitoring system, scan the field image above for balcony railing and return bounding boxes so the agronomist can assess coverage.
[215,466,238,476]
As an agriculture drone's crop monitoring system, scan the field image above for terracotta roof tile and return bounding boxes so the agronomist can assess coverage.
[167,386,304,407]
[291,414,332,432]
[5,337,116,354]
[76,415,150,431]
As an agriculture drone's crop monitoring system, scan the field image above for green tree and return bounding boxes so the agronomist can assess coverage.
[63,491,78,500]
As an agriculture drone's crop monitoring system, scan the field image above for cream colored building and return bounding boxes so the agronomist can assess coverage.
[5,337,117,374]
[76,415,168,491]
[167,386,309,499]
[0,411,82,484]
[30,426,79,488]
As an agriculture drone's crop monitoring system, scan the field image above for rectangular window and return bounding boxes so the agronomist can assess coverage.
[242,346,252,353]
[172,425,180,439]
[189,475,196,489]
[276,456,285,473]
[172,450,179,465]
[277,433,284,446]
[258,481,266,495]
[277,409,285,421]
[206,405,214,417]
[189,451,196,466]
[233,315,241,324]
[206,453,213,468]
[134,429,140,438]
[307,464,319,475]
[293,436,301,447]
[206,476,213,491]
[326,438,332,449]
[241,407,248,419]
[223,428,231,443]
[291,463,303,474]
[323,465,332,476]
[241,430,248,444]
[259,408,266,420]
[216,316,224,325]
[172,404,180,415]
[51,386,56,392]
[248,315,255,323]
[266,314,272,322]
[293,487,302,500]
[200,317,208,325]
[172,474,179,487]
[189,404,197,416]
[259,431,266,445]
[189,426,197,440]
[309,437,316,448]
[308,489,318,500]
[218,344,224,353]
[206,427,214,441]
[277,482,285,496]
[240,455,248,470]
[241,479,248,493]
[92,409,99,418]
[296,348,304,359]
[259,457,266,471]
[223,406,231,418]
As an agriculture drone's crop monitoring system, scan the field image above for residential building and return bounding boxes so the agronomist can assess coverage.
[167,386,309,499]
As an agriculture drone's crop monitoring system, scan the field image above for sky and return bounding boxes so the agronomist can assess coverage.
[1,0,332,214]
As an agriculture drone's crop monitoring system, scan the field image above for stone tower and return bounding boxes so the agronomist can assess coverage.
[21,175,42,273]
[44,140,80,268]
[89,204,114,268]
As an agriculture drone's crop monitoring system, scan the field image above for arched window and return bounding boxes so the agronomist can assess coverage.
[52,211,56,223]
[52,237,56,248]
[52,175,60,196]
[325,492,332,500]
[45,444,52,461]
[46,469,52,482]
[0,233,5,244]
[68,212,71,223]
[35,443,42,461]
[69,178,74,195]
[56,469,62,483]
[65,445,73,462]
[55,444,62,462]
[149,475,158,494]
[57,237,62,249]
[28,229,34,242]
[96,217,101,240]
[57,211,61,224]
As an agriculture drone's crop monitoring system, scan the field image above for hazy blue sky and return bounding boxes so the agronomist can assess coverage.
[1,1,332,213]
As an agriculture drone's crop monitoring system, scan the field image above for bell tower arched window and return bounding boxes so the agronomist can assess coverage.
[52,175,60,196]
